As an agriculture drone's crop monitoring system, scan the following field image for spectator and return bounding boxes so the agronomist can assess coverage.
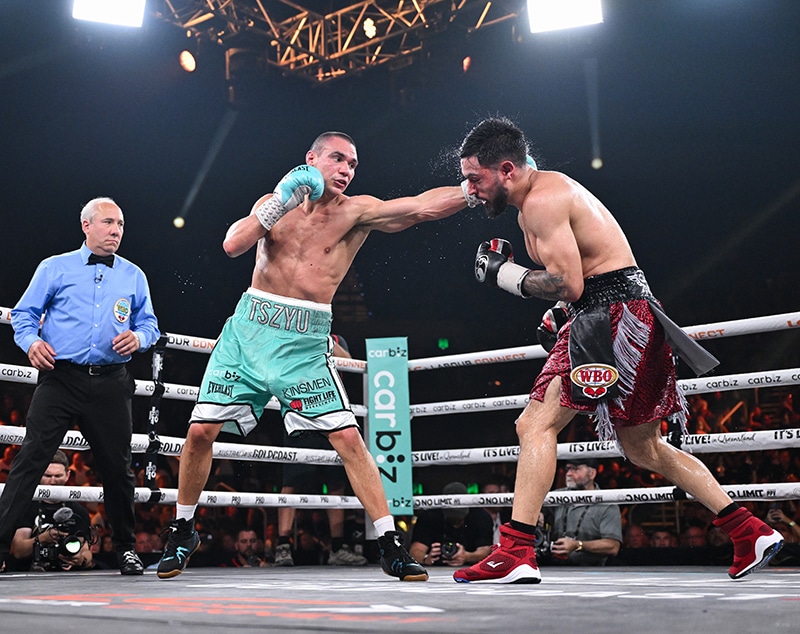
[681,524,708,548]
[623,524,649,550]
[409,481,494,568]
[481,476,512,544]
[651,530,678,548]
[543,459,622,566]
[0,446,18,483]
[69,452,93,487]
[292,525,325,566]
[223,528,268,568]
[765,504,800,566]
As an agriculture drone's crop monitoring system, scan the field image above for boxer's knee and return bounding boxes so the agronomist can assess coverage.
[185,420,222,450]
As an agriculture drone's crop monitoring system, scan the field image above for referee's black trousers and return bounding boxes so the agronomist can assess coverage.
[0,364,137,557]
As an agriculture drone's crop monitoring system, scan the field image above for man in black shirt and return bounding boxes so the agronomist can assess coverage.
[8,451,94,571]
[409,482,494,568]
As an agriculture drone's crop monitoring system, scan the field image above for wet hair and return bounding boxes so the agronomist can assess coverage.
[459,117,528,168]
[80,197,118,224]
[51,450,69,469]
[310,131,356,153]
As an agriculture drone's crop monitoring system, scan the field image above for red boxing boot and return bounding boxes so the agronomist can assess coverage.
[712,507,783,579]
[453,523,541,584]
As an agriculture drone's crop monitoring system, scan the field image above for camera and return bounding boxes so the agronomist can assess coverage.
[441,541,459,559]
[32,507,86,571]
[533,525,552,560]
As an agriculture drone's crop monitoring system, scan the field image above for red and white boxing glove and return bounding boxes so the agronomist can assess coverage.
[536,302,569,352]
[474,238,531,298]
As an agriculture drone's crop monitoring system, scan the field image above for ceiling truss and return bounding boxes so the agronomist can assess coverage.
[154,1,520,82]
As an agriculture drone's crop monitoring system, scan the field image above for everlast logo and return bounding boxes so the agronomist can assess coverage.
[248,298,310,333]
[207,382,233,397]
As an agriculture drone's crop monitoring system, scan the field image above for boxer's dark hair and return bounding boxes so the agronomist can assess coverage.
[460,117,528,168]
[310,131,355,153]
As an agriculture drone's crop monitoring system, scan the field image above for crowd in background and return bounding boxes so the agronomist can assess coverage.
[1,379,799,569]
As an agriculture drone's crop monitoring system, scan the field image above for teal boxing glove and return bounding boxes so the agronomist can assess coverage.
[254,164,325,231]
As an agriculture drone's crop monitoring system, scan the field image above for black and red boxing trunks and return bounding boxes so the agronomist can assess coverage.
[530,267,718,442]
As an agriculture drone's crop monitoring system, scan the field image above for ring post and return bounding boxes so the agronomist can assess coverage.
[144,334,168,503]
[365,338,414,528]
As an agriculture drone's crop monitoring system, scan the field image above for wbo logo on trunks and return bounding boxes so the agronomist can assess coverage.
[570,363,619,399]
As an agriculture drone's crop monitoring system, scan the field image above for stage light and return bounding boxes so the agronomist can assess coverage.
[179,50,197,73]
[527,0,603,34]
[72,0,146,28]
[173,216,185,228]
[363,18,377,39]
[592,157,603,170]
[462,56,472,73]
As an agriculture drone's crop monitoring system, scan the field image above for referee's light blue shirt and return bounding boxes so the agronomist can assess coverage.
[11,243,161,365]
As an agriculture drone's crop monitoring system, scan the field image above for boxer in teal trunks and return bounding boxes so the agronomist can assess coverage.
[193,288,354,437]
[157,131,473,582]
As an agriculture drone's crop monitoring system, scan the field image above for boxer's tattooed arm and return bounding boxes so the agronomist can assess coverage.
[521,270,569,302]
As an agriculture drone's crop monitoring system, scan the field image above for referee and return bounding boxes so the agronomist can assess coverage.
[0,197,160,574]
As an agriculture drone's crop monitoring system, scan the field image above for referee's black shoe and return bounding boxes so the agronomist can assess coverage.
[117,550,144,575]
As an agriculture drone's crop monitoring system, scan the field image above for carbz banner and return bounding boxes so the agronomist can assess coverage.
[366,337,413,515]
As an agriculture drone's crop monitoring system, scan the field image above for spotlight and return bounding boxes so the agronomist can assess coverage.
[363,17,377,39]
[527,0,603,34]
[173,216,185,228]
[462,56,472,73]
[72,0,146,28]
[179,50,197,73]
[592,157,603,170]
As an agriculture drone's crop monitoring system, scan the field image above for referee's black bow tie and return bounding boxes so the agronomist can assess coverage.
[88,253,115,267]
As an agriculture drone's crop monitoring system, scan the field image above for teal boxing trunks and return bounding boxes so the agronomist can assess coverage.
[190,288,358,436]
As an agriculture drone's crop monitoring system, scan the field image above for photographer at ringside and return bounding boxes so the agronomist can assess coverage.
[409,482,493,568]
[8,451,94,571]
[537,458,622,566]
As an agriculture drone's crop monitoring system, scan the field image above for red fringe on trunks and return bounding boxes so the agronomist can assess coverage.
[530,299,685,432]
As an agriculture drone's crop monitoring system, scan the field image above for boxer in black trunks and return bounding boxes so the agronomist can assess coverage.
[452,116,782,584]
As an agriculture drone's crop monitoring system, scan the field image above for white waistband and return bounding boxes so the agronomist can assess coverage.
[246,287,331,313]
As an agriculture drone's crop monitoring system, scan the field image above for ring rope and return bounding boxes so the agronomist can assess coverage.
[14,481,800,508]
[1,362,798,420]
[0,425,797,465]
[2,306,799,372]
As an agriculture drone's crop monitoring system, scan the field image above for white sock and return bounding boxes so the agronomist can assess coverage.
[373,515,395,537]
[176,504,197,522]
